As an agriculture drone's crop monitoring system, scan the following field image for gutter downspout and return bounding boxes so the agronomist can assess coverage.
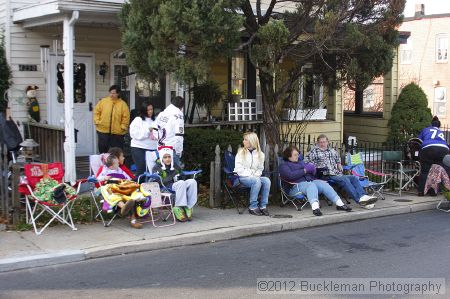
[63,11,79,183]
[5,0,11,62]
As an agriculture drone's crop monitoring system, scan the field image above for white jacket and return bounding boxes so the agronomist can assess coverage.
[130,117,158,150]
[234,148,265,177]
[154,104,184,155]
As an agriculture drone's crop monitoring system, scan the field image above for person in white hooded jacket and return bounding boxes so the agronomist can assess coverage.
[129,102,157,177]
[153,96,185,166]
[234,132,271,216]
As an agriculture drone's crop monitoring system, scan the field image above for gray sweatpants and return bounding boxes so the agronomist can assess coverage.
[171,179,198,208]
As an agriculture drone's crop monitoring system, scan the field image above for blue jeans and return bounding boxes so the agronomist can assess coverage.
[239,176,271,209]
[288,180,339,205]
[330,175,366,203]
[174,153,182,168]
[131,147,151,178]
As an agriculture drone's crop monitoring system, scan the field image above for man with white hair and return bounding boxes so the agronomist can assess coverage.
[305,134,378,209]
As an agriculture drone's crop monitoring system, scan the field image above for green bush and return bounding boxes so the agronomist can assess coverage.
[183,128,243,183]
[0,33,12,112]
[387,83,432,145]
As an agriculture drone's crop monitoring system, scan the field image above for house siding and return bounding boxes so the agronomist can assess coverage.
[281,86,343,144]
[343,52,399,143]
[0,2,6,30]
[7,17,121,125]
[345,15,450,144]
[398,16,450,127]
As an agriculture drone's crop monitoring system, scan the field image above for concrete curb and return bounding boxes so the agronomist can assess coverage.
[0,250,85,272]
[0,201,437,273]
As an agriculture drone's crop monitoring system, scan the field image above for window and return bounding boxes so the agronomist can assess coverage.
[282,66,327,121]
[344,77,384,114]
[299,73,323,109]
[56,62,86,103]
[434,87,447,117]
[231,53,247,98]
[400,37,412,64]
[111,49,133,105]
[436,34,448,63]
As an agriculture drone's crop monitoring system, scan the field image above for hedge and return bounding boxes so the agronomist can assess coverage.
[183,128,243,183]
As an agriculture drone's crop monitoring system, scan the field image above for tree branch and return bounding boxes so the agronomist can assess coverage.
[259,0,277,25]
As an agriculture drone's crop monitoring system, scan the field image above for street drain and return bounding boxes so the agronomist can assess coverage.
[393,199,413,202]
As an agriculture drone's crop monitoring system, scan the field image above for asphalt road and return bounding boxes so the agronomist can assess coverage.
[1,210,449,299]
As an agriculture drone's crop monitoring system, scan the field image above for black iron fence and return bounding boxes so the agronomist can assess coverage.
[283,134,417,176]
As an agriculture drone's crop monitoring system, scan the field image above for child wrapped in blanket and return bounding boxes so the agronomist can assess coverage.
[98,154,142,229]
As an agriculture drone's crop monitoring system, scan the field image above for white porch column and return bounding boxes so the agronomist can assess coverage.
[165,73,171,107]
[63,11,79,183]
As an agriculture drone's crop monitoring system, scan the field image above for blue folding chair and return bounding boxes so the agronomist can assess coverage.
[346,152,392,200]
[139,151,202,196]
[277,157,309,211]
[222,150,251,214]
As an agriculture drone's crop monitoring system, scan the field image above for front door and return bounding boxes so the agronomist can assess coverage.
[48,55,95,156]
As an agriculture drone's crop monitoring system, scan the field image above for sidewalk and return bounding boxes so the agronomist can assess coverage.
[0,193,442,272]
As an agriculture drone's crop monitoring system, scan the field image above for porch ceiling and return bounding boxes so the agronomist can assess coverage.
[13,0,123,28]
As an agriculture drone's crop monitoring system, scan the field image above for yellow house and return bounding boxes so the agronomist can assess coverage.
[3,0,345,181]
[209,55,344,144]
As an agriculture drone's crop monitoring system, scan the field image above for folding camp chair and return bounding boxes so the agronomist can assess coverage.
[277,157,309,211]
[381,150,420,196]
[18,162,82,235]
[139,151,202,207]
[346,152,392,200]
[139,181,176,227]
[222,150,251,214]
[85,154,131,227]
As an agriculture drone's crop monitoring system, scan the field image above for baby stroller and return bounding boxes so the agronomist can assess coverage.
[405,137,422,161]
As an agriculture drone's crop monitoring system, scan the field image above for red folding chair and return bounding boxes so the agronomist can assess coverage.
[18,162,82,235]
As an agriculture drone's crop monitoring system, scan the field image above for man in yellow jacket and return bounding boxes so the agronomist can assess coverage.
[94,85,130,153]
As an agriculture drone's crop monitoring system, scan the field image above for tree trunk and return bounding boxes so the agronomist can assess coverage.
[188,94,197,124]
[259,71,280,147]
[354,81,364,114]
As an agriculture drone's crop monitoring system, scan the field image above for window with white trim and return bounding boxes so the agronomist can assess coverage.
[400,37,412,64]
[434,86,447,117]
[436,34,448,63]
[231,53,247,98]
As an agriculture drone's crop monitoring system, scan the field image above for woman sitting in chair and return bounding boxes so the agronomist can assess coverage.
[234,132,270,216]
[152,146,197,222]
[279,146,351,216]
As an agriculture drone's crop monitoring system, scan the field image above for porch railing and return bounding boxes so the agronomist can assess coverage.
[25,122,65,163]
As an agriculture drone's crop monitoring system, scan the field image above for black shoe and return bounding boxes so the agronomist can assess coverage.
[260,208,270,216]
[418,192,424,197]
[336,204,352,212]
[313,208,323,216]
[52,184,67,203]
[249,208,263,216]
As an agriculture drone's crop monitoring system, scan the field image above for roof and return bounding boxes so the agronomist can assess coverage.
[13,0,124,28]
[403,13,450,22]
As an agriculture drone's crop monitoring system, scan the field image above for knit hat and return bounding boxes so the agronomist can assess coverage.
[443,155,450,168]
[158,146,174,170]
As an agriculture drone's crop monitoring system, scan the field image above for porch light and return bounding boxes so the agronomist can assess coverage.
[19,139,39,160]
[99,62,108,82]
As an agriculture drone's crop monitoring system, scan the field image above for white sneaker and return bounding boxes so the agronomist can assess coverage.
[361,203,375,209]
[359,195,371,202]
[359,195,378,206]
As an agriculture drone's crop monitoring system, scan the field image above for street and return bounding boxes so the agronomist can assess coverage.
[1,210,449,298]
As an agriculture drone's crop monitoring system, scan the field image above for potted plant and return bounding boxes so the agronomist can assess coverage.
[231,88,241,102]
[191,80,224,123]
